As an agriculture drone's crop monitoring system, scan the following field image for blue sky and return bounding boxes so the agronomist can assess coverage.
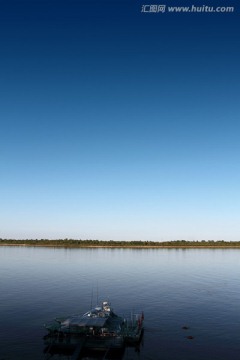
[0,0,239,241]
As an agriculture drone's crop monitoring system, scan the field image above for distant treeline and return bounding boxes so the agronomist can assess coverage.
[0,239,240,247]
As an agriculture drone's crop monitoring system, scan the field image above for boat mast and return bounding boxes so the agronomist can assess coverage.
[97,280,99,305]
[90,286,93,309]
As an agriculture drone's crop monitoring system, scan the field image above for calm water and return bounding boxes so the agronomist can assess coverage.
[0,246,240,359]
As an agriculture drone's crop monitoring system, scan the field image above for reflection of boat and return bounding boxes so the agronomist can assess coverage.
[44,301,144,357]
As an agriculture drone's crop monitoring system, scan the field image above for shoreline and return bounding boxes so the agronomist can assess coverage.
[1,244,240,249]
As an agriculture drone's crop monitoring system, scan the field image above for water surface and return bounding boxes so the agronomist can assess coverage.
[1,246,240,359]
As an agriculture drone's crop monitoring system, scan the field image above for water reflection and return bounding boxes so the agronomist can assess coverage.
[43,335,144,360]
[1,247,240,359]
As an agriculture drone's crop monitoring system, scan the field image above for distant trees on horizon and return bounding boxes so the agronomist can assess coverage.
[0,238,239,247]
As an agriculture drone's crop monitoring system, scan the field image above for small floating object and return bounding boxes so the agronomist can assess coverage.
[186,335,194,340]
[182,326,189,330]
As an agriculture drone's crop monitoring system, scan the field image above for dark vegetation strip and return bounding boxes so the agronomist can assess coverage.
[0,239,240,248]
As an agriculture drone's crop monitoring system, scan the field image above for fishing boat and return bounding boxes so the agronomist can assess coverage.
[44,301,144,355]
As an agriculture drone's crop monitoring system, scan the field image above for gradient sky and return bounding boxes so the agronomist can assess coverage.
[0,0,239,241]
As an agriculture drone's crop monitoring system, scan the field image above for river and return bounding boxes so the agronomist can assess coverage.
[0,246,240,359]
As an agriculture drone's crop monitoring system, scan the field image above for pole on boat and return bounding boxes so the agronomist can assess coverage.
[97,280,99,305]
[90,286,93,309]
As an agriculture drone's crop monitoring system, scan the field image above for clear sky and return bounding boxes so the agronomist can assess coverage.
[0,0,239,241]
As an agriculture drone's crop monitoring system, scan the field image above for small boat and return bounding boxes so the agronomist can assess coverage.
[44,301,144,354]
